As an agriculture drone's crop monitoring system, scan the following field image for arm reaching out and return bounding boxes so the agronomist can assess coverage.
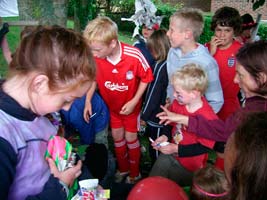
[83,81,96,122]
[157,105,189,126]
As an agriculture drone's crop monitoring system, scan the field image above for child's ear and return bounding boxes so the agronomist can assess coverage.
[184,29,193,40]
[109,39,117,49]
[31,74,49,94]
[190,90,201,98]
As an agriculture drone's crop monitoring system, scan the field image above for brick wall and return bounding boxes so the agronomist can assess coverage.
[211,0,267,20]
[163,0,267,20]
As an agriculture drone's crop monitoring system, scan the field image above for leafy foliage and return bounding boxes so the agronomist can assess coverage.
[247,0,265,10]
[67,0,97,31]
[199,15,214,44]
[108,0,135,13]
[258,23,267,40]
[108,0,183,34]
[67,0,75,17]
[154,0,183,29]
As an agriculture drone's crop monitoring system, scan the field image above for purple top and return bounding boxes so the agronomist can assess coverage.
[0,80,67,200]
[188,96,267,142]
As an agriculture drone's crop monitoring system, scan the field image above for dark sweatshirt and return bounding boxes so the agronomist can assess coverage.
[188,96,267,142]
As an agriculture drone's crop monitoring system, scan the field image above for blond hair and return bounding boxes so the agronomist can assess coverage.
[170,8,204,41]
[171,63,208,94]
[83,16,118,45]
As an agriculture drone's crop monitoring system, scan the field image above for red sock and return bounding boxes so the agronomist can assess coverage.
[114,138,129,173]
[127,138,141,177]
[214,157,224,171]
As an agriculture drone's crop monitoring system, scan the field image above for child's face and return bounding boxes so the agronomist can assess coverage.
[214,25,234,49]
[142,26,154,39]
[167,18,186,48]
[173,84,193,105]
[30,79,92,115]
[90,41,114,58]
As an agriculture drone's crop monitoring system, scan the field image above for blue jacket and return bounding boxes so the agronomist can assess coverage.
[61,92,109,144]
[142,60,168,125]
[134,37,155,68]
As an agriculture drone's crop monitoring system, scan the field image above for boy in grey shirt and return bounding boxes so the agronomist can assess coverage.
[166,8,223,113]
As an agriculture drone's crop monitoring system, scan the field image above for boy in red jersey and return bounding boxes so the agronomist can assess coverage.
[206,6,242,121]
[149,63,217,186]
[205,6,242,170]
[83,16,153,184]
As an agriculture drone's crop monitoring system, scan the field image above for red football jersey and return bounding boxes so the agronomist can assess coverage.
[170,97,217,172]
[95,42,153,115]
[206,40,241,120]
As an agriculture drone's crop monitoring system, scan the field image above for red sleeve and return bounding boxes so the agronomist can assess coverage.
[192,98,217,148]
[205,42,210,50]
[138,61,154,83]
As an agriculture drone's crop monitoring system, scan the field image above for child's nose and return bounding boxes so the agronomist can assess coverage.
[233,74,239,84]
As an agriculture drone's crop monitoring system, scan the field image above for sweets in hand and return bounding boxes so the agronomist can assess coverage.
[149,137,170,147]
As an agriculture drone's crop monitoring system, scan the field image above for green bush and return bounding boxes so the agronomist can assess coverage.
[109,0,135,13]
[199,15,214,44]
[258,23,267,40]
[108,0,183,35]
[107,12,135,35]
[67,0,75,18]
[155,0,183,29]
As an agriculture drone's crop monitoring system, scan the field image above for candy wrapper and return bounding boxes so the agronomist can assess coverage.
[71,179,110,200]
[45,135,78,199]
[45,135,76,171]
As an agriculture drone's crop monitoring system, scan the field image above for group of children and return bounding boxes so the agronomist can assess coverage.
[134,5,262,200]
[0,3,265,200]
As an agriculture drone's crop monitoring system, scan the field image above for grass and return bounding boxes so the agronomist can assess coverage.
[0,17,21,77]
[119,31,134,44]
[0,19,133,77]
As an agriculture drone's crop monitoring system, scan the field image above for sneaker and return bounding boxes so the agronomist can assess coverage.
[114,171,129,183]
[125,174,142,184]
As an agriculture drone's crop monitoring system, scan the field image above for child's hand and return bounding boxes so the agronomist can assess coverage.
[209,36,223,56]
[120,99,137,115]
[158,143,178,155]
[140,120,146,126]
[150,135,168,150]
[83,101,92,123]
[48,158,82,187]
[156,105,189,126]
[156,105,180,125]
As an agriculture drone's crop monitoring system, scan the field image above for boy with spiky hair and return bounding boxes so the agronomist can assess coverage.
[166,8,223,113]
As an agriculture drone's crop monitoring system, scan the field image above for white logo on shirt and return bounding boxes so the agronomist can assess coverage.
[105,81,128,91]
[112,68,118,73]
[126,71,134,80]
